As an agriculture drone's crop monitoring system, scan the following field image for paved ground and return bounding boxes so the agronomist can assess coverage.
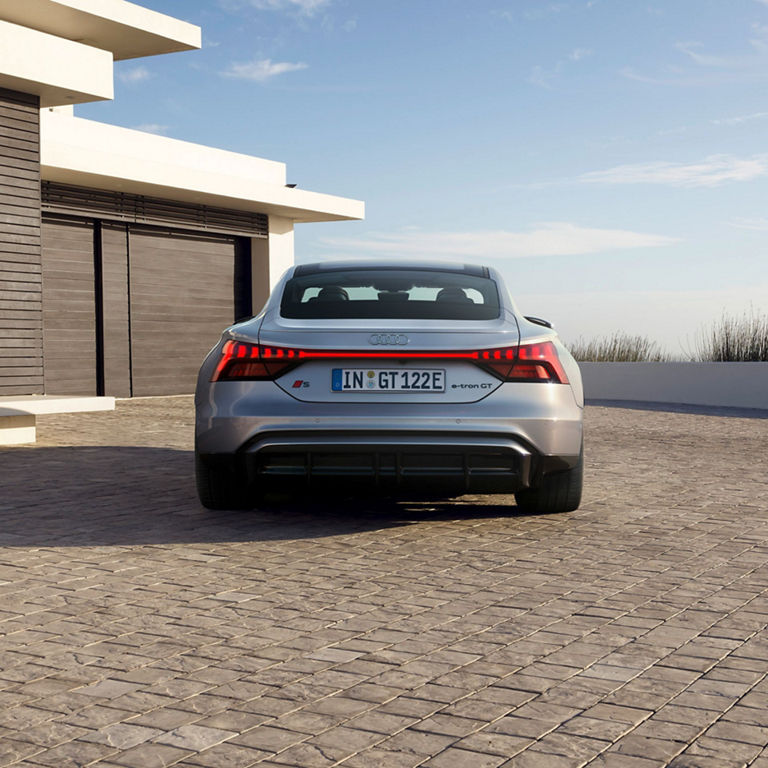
[1,396,768,768]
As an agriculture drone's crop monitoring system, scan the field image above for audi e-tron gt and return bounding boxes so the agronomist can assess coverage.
[195,261,584,513]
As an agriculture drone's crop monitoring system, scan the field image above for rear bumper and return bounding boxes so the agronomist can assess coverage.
[251,432,533,493]
[198,432,580,494]
[196,380,583,456]
[196,381,583,494]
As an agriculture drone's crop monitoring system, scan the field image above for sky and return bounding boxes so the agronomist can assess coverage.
[76,0,768,356]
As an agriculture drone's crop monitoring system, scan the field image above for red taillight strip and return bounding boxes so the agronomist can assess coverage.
[213,340,567,383]
[515,341,569,384]
[293,350,481,360]
[212,339,237,380]
[212,340,282,382]
[262,347,301,359]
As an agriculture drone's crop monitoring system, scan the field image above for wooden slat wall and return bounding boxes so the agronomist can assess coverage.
[42,182,269,238]
[129,228,237,396]
[0,88,42,395]
[41,216,96,395]
[233,237,253,322]
[101,222,131,397]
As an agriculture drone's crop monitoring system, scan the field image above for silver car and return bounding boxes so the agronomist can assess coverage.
[195,261,584,513]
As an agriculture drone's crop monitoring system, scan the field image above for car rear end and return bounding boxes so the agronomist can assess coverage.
[195,262,583,510]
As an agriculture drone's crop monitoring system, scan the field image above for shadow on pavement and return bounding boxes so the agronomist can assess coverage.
[0,445,523,548]
[586,399,768,419]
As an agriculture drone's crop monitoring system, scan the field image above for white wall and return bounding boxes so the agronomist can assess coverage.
[0,0,200,61]
[580,362,768,410]
[42,111,285,186]
[266,217,295,291]
[0,20,112,106]
[250,217,295,314]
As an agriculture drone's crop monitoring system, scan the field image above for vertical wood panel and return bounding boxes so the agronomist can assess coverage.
[0,88,42,395]
[42,182,269,237]
[41,216,96,395]
[129,228,236,396]
[234,237,252,322]
[100,222,131,397]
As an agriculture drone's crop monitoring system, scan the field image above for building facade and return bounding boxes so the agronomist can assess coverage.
[0,0,363,398]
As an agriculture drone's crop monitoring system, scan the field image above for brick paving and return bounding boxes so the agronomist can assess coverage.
[1,396,767,767]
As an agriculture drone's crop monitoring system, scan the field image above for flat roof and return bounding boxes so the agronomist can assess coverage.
[0,0,200,60]
[0,21,113,107]
[41,113,365,223]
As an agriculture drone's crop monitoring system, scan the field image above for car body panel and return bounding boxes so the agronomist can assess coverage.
[195,378,582,458]
[195,260,584,499]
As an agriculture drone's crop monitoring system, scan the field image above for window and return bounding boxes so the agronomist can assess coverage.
[281,268,501,320]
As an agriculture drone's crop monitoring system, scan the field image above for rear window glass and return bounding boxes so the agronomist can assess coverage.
[280,268,501,320]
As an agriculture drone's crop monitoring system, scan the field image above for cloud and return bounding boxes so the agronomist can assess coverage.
[319,223,678,260]
[528,64,560,89]
[131,123,170,135]
[651,112,768,136]
[118,66,152,84]
[569,48,593,61]
[621,66,768,87]
[675,41,749,69]
[656,125,689,136]
[729,217,768,231]
[529,46,591,88]
[496,3,569,22]
[751,22,768,50]
[523,3,568,20]
[222,58,308,82]
[711,111,768,126]
[578,154,768,188]
[620,68,694,86]
[626,25,768,85]
[222,0,330,14]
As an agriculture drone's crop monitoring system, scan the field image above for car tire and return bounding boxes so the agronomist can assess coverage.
[514,446,583,514]
[195,452,254,510]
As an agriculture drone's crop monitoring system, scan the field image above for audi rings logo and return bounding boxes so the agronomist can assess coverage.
[369,333,409,346]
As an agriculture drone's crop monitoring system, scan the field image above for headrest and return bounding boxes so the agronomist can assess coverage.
[436,287,472,302]
[317,286,349,301]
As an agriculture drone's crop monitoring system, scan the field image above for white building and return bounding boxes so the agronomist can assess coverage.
[0,0,364,397]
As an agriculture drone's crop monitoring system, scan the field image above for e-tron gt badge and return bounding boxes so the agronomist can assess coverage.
[369,333,409,346]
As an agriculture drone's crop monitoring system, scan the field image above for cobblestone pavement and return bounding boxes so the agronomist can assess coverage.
[1,396,768,768]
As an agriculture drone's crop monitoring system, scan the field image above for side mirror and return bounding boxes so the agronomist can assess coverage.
[524,316,553,329]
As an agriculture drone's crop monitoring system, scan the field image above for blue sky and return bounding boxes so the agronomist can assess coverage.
[77,0,768,354]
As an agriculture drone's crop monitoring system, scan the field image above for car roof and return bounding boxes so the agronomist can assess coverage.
[292,260,492,279]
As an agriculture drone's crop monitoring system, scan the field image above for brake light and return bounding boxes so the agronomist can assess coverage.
[508,341,569,383]
[211,340,301,381]
[211,340,568,383]
[467,342,568,383]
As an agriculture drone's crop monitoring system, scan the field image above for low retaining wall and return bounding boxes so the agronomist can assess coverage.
[579,362,768,411]
[0,395,115,445]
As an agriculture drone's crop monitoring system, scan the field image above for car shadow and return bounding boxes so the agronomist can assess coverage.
[586,399,768,419]
[0,445,528,548]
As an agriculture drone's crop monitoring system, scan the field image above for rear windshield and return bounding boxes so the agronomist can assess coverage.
[280,268,501,320]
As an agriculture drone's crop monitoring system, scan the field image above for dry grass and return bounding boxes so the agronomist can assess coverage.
[694,310,768,362]
[567,332,668,362]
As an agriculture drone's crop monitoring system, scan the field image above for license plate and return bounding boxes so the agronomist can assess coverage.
[332,368,445,392]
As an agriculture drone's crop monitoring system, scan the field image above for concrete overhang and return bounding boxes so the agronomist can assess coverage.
[0,20,113,107]
[40,112,365,223]
[0,0,200,61]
